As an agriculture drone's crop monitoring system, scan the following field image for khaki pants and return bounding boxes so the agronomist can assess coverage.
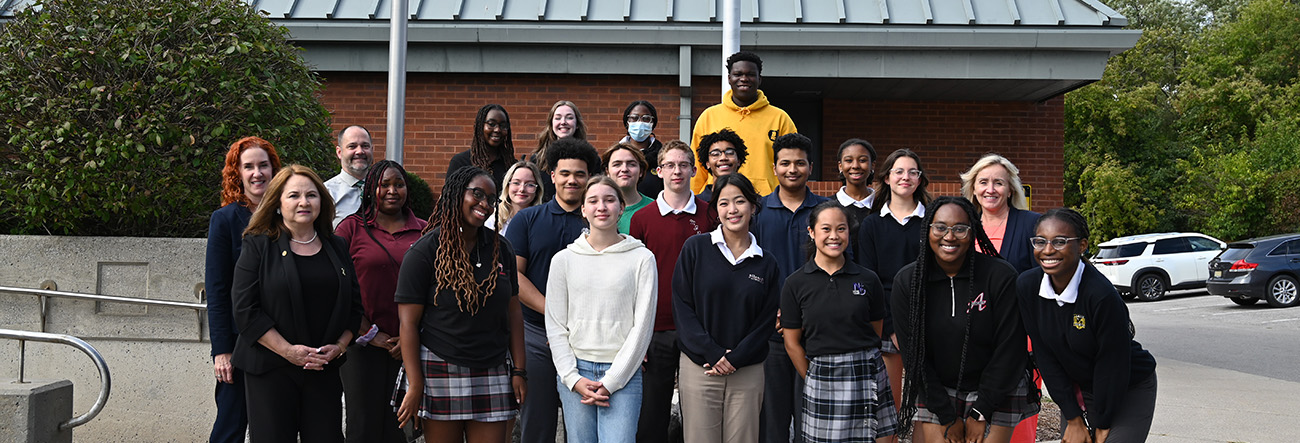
[678,353,765,443]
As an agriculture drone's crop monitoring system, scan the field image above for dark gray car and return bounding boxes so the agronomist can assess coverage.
[1207,233,1300,308]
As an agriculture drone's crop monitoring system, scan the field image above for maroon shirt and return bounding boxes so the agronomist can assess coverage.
[336,208,428,335]
[628,196,717,331]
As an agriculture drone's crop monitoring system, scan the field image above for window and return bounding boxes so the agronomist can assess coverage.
[1153,238,1192,255]
[1269,239,1300,256]
[1189,237,1221,252]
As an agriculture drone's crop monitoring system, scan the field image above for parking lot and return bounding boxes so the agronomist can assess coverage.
[1120,289,1300,442]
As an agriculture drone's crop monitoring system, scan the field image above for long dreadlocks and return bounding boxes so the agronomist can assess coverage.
[343,159,411,268]
[897,196,1002,436]
[470,104,515,172]
[421,166,501,314]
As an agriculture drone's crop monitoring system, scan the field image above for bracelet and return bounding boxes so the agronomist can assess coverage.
[510,369,528,380]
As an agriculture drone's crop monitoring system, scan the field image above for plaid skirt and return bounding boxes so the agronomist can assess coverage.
[914,373,1040,428]
[801,348,899,443]
[390,345,517,422]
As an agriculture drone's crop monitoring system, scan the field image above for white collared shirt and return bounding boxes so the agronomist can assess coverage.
[880,201,926,226]
[710,226,763,265]
[325,171,363,228]
[655,190,699,216]
[1039,258,1086,306]
[836,186,875,209]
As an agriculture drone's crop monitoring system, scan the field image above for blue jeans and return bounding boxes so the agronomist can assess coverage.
[556,359,643,442]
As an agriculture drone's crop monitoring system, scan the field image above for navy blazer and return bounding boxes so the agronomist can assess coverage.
[205,203,251,357]
[231,232,363,375]
[1000,206,1042,273]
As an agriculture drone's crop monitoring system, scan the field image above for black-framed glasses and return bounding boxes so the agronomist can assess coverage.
[485,120,510,130]
[626,115,655,124]
[709,148,738,158]
[1030,237,1081,250]
[466,187,500,206]
[930,223,971,239]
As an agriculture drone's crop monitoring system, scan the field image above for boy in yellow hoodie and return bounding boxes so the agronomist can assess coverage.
[690,52,798,196]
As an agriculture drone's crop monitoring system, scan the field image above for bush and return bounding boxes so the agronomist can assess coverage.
[0,0,335,237]
[405,172,434,222]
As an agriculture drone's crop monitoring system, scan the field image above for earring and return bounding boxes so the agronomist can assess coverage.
[276,209,281,215]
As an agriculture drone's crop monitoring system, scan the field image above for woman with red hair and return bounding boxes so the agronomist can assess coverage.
[205,136,281,443]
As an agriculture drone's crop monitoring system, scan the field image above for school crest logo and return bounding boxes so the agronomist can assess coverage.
[768,130,779,141]
[851,282,867,296]
[1073,314,1086,330]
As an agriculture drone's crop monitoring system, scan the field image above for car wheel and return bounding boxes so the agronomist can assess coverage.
[1135,273,1167,302]
[1265,275,1299,308]
[1229,296,1259,306]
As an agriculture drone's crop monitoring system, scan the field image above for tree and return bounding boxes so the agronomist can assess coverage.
[0,0,336,236]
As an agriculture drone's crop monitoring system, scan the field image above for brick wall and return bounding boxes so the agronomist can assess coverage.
[318,72,1064,210]
[819,98,1065,210]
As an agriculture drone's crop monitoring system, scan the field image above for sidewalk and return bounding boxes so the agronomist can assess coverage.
[1041,357,1300,442]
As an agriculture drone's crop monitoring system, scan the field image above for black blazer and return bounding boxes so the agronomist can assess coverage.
[1000,206,1042,273]
[231,233,363,375]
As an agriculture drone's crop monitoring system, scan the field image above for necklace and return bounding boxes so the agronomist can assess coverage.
[290,231,318,245]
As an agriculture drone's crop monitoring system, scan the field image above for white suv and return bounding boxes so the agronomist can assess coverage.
[1091,232,1226,301]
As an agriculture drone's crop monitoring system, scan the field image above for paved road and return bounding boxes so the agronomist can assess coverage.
[1124,290,1300,442]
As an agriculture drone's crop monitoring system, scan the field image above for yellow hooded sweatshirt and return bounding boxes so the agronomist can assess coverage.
[690,89,798,196]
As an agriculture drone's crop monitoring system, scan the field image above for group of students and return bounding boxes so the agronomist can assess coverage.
[203,53,1157,443]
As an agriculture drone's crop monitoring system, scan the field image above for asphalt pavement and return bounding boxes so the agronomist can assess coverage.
[1043,290,1300,442]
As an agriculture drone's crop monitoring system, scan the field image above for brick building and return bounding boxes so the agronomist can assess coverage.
[6,0,1139,208]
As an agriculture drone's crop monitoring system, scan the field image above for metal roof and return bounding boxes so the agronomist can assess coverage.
[3,0,1126,26]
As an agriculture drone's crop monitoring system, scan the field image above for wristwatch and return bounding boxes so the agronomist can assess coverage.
[969,408,987,422]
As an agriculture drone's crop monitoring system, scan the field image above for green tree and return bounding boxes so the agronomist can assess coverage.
[1078,156,1160,246]
[0,0,335,237]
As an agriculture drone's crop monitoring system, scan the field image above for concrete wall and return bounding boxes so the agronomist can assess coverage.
[0,235,214,442]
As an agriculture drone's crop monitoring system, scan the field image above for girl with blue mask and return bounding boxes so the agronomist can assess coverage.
[621,100,665,198]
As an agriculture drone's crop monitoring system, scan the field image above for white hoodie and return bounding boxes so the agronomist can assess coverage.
[546,233,658,394]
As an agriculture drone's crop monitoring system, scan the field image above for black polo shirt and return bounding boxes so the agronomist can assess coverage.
[504,199,587,326]
[780,260,886,357]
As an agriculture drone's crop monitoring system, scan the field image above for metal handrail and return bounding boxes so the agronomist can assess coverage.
[0,285,207,310]
[0,328,111,430]
[0,285,208,340]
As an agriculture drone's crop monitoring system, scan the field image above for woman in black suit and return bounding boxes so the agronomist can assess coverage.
[232,164,363,443]
[960,154,1041,273]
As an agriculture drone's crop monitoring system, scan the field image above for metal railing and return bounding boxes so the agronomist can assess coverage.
[0,285,208,340]
[0,328,111,430]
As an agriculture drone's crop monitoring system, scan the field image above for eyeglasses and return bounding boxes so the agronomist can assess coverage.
[930,223,971,239]
[1030,237,1081,250]
[658,162,693,171]
[508,181,539,191]
[891,168,922,178]
[709,148,738,158]
[485,120,509,130]
[466,187,500,206]
[626,115,655,124]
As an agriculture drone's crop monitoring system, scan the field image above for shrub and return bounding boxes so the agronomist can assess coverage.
[0,0,335,237]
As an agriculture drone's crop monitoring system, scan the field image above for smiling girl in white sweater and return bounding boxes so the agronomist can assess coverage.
[546,175,657,442]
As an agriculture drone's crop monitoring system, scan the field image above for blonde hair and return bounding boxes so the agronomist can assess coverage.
[494,160,546,228]
[959,153,1028,211]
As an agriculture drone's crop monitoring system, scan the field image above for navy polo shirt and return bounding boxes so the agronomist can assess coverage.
[504,199,587,326]
[752,187,830,284]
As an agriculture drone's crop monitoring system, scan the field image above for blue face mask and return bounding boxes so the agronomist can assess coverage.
[627,121,653,143]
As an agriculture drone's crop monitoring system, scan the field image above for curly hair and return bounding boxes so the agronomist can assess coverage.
[896,196,1001,437]
[726,51,763,74]
[422,166,501,314]
[471,104,514,172]
[342,160,411,265]
[696,129,749,175]
[533,100,588,170]
[220,136,282,208]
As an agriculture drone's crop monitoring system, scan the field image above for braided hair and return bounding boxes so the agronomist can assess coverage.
[342,159,410,267]
[422,166,501,314]
[1035,208,1090,241]
[471,104,514,172]
[897,196,1002,436]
